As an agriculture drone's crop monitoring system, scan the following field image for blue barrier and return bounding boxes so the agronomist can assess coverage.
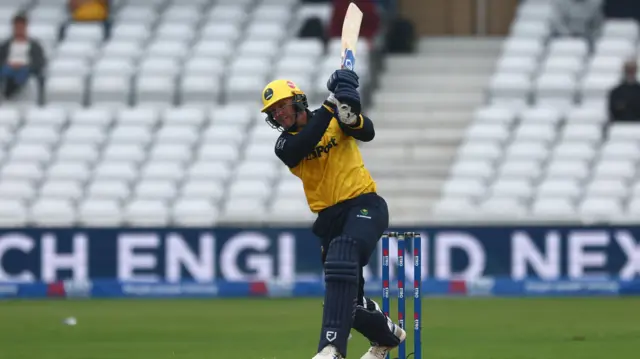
[0,227,638,283]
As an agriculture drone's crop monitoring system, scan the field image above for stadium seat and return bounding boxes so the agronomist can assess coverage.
[56,144,100,163]
[219,198,266,224]
[537,179,582,199]
[181,180,225,200]
[188,161,232,181]
[173,199,218,226]
[498,160,542,180]
[102,144,146,163]
[162,5,202,24]
[0,199,28,226]
[479,197,527,218]
[140,161,185,182]
[93,162,138,182]
[148,144,192,163]
[86,180,131,200]
[65,23,104,43]
[78,199,123,226]
[39,180,84,200]
[531,197,577,220]
[0,180,36,201]
[18,125,59,145]
[134,180,178,201]
[94,59,136,77]
[601,19,639,40]
[547,38,589,58]
[545,160,590,180]
[90,75,132,107]
[47,162,91,182]
[124,199,170,226]
[101,40,144,59]
[45,75,86,107]
[30,198,76,227]
[269,198,315,224]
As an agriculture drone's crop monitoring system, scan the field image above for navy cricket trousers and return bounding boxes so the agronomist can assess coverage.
[313,192,390,303]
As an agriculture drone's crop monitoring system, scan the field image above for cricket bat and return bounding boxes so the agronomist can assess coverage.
[337,2,363,121]
[340,2,363,71]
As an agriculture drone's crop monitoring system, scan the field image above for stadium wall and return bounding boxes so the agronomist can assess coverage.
[0,226,639,299]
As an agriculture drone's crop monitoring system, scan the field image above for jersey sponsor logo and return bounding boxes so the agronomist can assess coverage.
[306,137,338,160]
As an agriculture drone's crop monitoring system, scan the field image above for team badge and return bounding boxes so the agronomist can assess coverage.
[264,88,273,100]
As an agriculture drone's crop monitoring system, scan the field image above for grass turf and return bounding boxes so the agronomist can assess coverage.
[0,297,638,359]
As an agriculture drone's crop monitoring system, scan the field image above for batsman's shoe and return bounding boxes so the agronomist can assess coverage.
[359,325,406,359]
[313,345,343,359]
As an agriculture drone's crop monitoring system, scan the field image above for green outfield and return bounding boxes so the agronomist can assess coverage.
[0,297,638,359]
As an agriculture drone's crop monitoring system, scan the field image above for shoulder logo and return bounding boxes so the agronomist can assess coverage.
[264,88,274,101]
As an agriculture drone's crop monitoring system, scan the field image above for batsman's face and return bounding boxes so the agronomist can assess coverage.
[270,98,297,129]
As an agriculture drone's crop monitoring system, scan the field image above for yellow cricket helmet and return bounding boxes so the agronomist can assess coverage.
[260,79,308,113]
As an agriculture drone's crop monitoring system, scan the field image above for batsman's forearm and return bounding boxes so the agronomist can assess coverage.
[341,115,375,142]
[278,105,334,168]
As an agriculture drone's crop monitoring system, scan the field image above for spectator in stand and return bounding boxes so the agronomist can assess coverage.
[608,60,640,122]
[64,0,111,40]
[604,0,640,23]
[0,13,46,101]
[552,0,604,44]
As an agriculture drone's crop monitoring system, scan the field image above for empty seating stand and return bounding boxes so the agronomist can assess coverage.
[437,0,640,223]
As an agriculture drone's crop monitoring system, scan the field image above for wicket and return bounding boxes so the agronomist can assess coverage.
[382,232,422,359]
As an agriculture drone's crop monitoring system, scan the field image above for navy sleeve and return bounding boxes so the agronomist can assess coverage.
[339,114,375,142]
[274,103,335,168]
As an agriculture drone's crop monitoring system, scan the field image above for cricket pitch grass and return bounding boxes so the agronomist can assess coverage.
[0,297,638,359]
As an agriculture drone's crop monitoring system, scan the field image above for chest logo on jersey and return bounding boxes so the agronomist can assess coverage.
[306,137,338,160]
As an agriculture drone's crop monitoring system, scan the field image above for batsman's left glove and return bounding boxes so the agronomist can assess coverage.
[327,69,360,92]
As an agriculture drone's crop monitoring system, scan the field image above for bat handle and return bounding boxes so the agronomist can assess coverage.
[341,49,356,71]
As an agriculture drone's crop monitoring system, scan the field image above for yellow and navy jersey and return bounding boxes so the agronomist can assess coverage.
[275,103,376,213]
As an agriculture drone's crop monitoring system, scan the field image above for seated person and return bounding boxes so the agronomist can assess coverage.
[552,0,603,44]
[63,0,111,40]
[608,60,640,123]
[0,13,46,100]
[69,0,109,22]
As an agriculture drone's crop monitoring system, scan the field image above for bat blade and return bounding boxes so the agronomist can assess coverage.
[340,2,363,71]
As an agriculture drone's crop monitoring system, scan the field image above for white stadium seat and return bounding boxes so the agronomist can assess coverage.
[181,180,225,200]
[125,199,170,226]
[86,180,130,201]
[187,162,232,181]
[78,199,123,226]
[90,75,131,107]
[173,199,218,226]
[148,144,192,163]
[47,162,91,182]
[0,181,37,201]
[30,198,76,227]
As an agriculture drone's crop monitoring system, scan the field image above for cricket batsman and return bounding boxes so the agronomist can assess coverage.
[260,70,406,359]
